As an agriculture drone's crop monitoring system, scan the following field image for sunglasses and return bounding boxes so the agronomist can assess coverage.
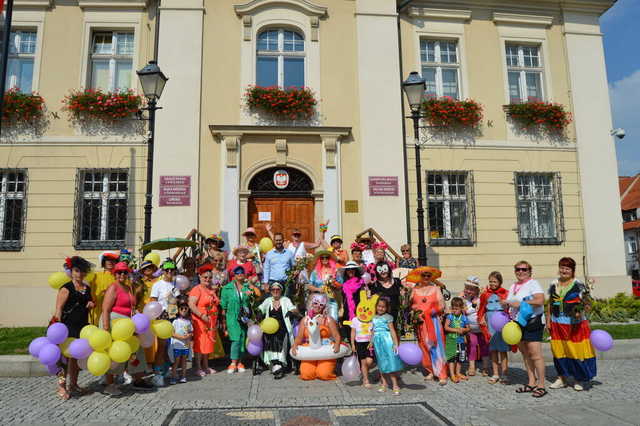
[115,271,128,275]
[515,267,530,272]
[421,273,432,277]
[320,256,329,260]
[312,301,326,307]
[401,249,410,252]
[200,276,212,280]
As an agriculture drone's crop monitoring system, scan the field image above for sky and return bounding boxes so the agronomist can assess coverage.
[601,0,640,176]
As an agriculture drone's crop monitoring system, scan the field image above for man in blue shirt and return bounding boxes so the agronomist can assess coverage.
[262,232,295,293]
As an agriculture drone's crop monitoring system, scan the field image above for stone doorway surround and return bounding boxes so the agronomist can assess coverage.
[210,125,351,247]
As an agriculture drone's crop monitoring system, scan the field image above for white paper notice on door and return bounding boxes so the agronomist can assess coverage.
[258,212,271,221]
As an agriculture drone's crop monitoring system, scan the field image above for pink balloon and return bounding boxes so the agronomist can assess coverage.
[362,273,372,285]
[175,275,191,291]
[143,302,163,320]
[46,323,69,345]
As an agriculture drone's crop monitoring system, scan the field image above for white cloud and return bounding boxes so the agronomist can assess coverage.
[609,70,640,175]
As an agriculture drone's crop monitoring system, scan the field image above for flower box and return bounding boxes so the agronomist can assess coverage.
[503,101,572,133]
[421,97,483,129]
[2,89,45,125]
[62,89,143,122]
[245,85,317,121]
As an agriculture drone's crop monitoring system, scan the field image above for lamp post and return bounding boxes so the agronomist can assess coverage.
[402,71,427,266]
[136,60,168,248]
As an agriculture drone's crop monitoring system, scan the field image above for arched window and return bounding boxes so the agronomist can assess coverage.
[256,28,305,88]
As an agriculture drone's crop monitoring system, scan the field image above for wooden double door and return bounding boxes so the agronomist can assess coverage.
[248,197,315,242]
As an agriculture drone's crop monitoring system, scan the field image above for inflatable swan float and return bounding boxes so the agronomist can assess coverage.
[290,315,351,361]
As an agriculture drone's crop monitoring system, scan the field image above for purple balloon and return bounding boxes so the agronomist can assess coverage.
[46,323,69,345]
[68,338,93,359]
[47,363,60,375]
[132,313,151,334]
[28,337,50,358]
[489,311,510,332]
[397,342,422,366]
[590,329,614,352]
[247,341,263,356]
[247,324,263,343]
[293,324,300,337]
[175,275,191,291]
[38,343,61,366]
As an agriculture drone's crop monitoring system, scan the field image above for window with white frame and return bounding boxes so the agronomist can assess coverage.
[426,171,475,245]
[627,237,638,255]
[89,31,134,91]
[420,39,460,99]
[256,28,305,88]
[75,169,128,249]
[0,170,27,251]
[515,173,564,244]
[5,30,37,92]
[506,44,544,103]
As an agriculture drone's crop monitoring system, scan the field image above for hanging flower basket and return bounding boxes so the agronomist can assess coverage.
[2,88,46,125]
[421,97,483,129]
[62,89,143,123]
[503,101,572,133]
[245,85,317,121]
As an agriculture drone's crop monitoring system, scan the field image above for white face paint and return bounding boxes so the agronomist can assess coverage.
[376,264,390,275]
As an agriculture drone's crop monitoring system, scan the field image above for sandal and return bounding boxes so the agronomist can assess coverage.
[481,370,489,377]
[438,379,447,386]
[393,388,401,396]
[196,369,206,377]
[363,383,372,389]
[458,374,469,381]
[56,377,70,401]
[500,377,510,385]
[423,373,434,382]
[205,368,216,375]
[377,385,387,393]
[451,376,460,384]
[532,387,548,398]
[488,376,500,384]
[69,384,91,396]
[467,369,476,376]
[515,384,536,393]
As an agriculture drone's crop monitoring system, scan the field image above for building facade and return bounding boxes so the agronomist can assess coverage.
[0,0,628,326]
[620,174,640,276]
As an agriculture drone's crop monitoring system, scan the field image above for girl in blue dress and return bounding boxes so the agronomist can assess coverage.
[371,297,404,395]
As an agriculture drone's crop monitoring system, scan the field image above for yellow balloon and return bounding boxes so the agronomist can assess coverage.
[259,237,274,254]
[80,324,98,340]
[87,351,111,376]
[111,318,135,341]
[144,252,161,266]
[502,321,523,345]
[85,271,95,283]
[151,320,174,340]
[48,272,69,290]
[108,340,132,363]
[88,329,112,351]
[125,335,140,353]
[60,337,76,358]
[260,317,279,334]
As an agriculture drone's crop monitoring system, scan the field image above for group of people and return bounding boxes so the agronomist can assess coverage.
[51,226,598,401]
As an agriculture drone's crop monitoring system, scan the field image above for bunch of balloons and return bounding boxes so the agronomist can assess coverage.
[247,324,264,356]
[28,301,174,376]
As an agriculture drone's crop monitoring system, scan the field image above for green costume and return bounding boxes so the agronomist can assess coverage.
[220,280,254,359]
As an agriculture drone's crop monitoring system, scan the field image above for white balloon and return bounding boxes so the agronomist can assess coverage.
[143,302,163,320]
[362,273,372,285]
[139,329,155,348]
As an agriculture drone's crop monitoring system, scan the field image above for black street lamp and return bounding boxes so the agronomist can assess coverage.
[136,60,168,248]
[402,71,428,266]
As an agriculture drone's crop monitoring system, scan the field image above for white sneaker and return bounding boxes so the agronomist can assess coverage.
[151,374,165,387]
[227,366,236,374]
[237,364,246,373]
[549,378,567,389]
[573,382,584,391]
[104,384,122,396]
[122,372,133,386]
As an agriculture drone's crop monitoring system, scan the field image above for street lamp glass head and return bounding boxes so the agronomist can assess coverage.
[402,71,426,111]
[136,60,168,101]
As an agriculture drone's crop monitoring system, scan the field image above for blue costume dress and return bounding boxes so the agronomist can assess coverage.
[485,293,510,352]
[372,314,404,374]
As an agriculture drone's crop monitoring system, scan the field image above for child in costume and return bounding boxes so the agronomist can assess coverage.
[89,251,119,326]
[444,297,470,383]
[349,290,377,388]
[461,276,489,376]
[169,303,193,384]
[371,297,404,395]
[478,271,510,384]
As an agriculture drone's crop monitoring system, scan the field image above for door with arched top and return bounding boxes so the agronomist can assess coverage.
[247,167,315,243]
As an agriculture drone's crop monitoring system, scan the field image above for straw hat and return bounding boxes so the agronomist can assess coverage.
[233,245,250,256]
[406,266,443,284]
[313,249,336,263]
[465,275,480,287]
[337,260,364,281]
[139,260,157,272]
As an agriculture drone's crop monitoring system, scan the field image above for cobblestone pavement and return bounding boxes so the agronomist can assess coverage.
[2,360,639,425]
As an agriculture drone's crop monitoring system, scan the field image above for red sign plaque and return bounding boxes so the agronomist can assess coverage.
[159,176,191,206]
[368,176,399,196]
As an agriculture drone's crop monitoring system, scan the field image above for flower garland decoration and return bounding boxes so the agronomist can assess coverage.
[504,101,572,133]
[245,85,317,120]
[2,88,45,124]
[62,89,143,122]
[372,242,389,251]
[421,96,483,129]
[350,242,367,251]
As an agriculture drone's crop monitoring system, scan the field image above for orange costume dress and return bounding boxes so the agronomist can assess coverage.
[189,284,219,354]
[412,285,448,380]
[299,316,337,381]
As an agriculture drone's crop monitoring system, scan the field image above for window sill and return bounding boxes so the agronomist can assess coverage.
[429,239,474,247]
[0,241,24,251]
[519,238,562,246]
[75,240,125,250]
